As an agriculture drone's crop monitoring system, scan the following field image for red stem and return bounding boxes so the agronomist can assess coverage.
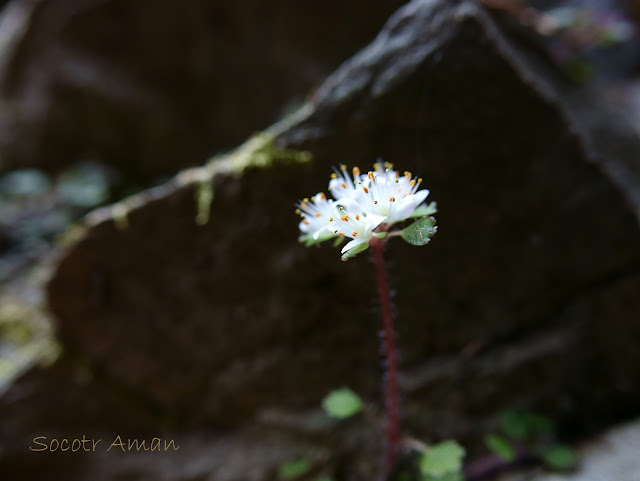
[370,235,400,480]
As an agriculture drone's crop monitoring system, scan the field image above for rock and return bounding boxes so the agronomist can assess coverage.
[495,417,640,481]
[3,0,640,479]
[0,0,404,180]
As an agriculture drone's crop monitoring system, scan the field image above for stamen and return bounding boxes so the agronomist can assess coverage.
[352,231,358,237]
[341,182,347,189]
[329,217,334,222]
[339,233,346,237]
[300,203,308,209]
[353,166,360,176]
[303,198,309,203]
[334,229,339,233]
[363,186,369,194]
[390,197,396,202]
[314,212,321,217]
[355,215,360,220]
[418,178,423,183]
[331,173,338,179]
[368,172,374,180]
[409,180,416,187]
[395,179,399,183]
[374,200,378,204]
[373,162,380,170]
[318,192,326,200]
[295,209,301,214]
[303,220,310,225]
[340,164,347,171]
[341,215,350,221]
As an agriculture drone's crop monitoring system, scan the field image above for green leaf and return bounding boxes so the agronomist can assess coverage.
[498,409,555,441]
[340,241,370,261]
[400,217,437,246]
[540,444,577,471]
[527,414,555,438]
[419,440,466,478]
[278,460,311,480]
[411,201,438,218]
[299,230,336,247]
[484,434,516,462]
[499,409,530,440]
[321,388,363,419]
[421,472,465,481]
[332,236,346,247]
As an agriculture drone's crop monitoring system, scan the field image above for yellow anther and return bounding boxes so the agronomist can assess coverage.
[314,212,321,217]
[368,171,374,180]
[303,198,309,202]
[405,172,411,179]
[409,179,416,187]
[373,162,380,170]
[418,178,422,183]
[318,192,326,200]
[334,229,339,233]
[352,231,358,237]
[331,173,338,179]
[341,182,347,189]
[355,215,360,220]
[374,200,378,204]
[339,232,346,237]
[363,186,369,194]
[303,220,310,225]
[340,164,347,170]
[353,166,360,176]
[395,179,399,183]
[390,197,396,202]
[295,209,301,214]
[341,215,349,221]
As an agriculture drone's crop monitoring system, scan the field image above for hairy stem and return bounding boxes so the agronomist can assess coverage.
[371,235,400,480]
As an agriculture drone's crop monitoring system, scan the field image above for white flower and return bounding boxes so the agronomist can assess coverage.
[297,192,338,244]
[351,162,430,224]
[297,161,435,259]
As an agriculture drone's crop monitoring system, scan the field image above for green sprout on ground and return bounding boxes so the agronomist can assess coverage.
[484,408,577,472]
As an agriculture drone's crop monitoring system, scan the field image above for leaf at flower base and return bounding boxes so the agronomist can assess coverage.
[321,388,363,419]
[299,230,336,247]
[540,444,577,471]
[340,241,370,261]
[332,236,346,247]
[400,216,437,246]
[411,201,438,218]
[419,440,466,478]
[485,433,516,462]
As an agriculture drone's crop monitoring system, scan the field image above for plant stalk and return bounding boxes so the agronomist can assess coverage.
[370,234,400,480]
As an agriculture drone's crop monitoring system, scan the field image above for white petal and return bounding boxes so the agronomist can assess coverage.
[363,213,386,234]
[413,189,430,205]
[391,197,418,222]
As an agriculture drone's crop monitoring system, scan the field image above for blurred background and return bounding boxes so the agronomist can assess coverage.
[1,0,640,480]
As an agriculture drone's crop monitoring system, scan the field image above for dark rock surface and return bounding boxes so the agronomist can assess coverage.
[0,0,404,180]
[3,0,640,479]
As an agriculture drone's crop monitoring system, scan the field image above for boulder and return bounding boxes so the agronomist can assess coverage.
[3,0,640,479]
[0,0,404,179]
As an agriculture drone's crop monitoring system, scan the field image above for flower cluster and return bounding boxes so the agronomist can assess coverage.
[296,162,437,260]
